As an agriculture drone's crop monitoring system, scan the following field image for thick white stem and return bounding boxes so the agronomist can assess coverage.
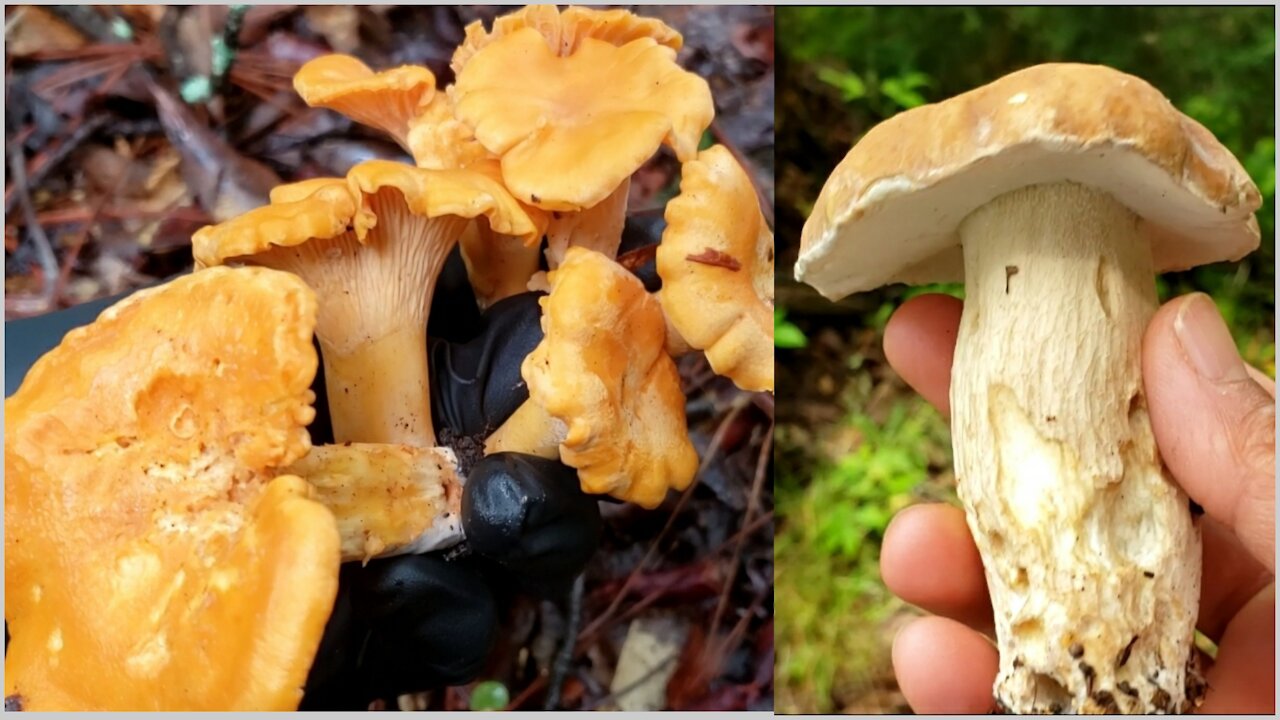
[952,182,1203,714]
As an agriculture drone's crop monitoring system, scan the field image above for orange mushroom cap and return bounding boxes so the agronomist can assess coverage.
[451,4,683,76]
[4,267,339,710]
[523,247,698,508]
[658,145,774,393]
[293,54,437,151]
[268,176,350,205]
[405,91,492,171]
[452,28,714,212]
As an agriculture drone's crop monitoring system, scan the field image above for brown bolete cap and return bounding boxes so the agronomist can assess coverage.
[293,55,436,152]
[4,267,340,710]
[658,145,774,393]
[523,247,699,509]
[796,63,1263,299]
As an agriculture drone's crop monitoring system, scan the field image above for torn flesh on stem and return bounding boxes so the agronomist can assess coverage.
[950,182,1203,714]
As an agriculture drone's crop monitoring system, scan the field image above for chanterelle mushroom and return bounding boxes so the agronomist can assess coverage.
[193,161,538,447]
[291,54,541,312]
[293,54,436,154]
[452,22,713,269]
[658,144,774,393]
[797,63,1261,715]
[485,247,699,509]
[4,267,340,710]
[449,4,683,76]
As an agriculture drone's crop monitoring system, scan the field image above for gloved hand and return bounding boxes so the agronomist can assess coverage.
[2,258,606,710]
[301,287,602,709]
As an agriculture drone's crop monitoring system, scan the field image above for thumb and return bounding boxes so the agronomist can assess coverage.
[1144,293,1275,573]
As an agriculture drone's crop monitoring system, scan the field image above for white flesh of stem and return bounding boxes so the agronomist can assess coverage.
[951,182,1203,714]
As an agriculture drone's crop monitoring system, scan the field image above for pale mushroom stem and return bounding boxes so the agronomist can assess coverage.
[322,325,434,446]
[483,400,566,458]
[951,182,1203,714]
[545,177,630,269]
[458,219,542,310]
[660,304,694,356]
[261,198,466,448]
[287,443,465,564]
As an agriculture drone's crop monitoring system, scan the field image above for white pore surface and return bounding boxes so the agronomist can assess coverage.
[796,141,1260,299]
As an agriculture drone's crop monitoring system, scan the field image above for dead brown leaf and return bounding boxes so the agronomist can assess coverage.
[6,6,87,57]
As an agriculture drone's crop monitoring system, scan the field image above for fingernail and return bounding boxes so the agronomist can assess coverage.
[1173,293,1250,383]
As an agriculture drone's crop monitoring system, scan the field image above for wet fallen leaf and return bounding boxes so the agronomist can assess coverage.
[5,7,87,57]
[606,615,688,712]
[306,6,361,54]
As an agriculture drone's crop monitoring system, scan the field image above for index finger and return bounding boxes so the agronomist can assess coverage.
[882,293,963,417]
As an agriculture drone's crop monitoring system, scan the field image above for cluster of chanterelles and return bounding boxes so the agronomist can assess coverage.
[4,6,774,711]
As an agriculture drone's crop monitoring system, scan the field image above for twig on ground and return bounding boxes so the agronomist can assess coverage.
[4,114,108,215]
[52,192,108,304]
[544,573,586,710]
[579,392,752,646]
[581,654,679,711]
[7,143,59,311]
[706,419,773,658]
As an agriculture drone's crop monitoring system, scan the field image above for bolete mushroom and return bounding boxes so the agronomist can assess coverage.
[796,63,1262,714]
[485,247,699,509]
[451,22,714,269]
[192,160,538,447]
[4,267,340,710]
[658,144,775,393]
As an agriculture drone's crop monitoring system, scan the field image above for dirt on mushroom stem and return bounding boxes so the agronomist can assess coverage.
[951,182,1203,715]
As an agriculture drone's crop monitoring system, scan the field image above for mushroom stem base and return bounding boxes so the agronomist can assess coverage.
[484,400,566,459]
[952,182,1203,714]
[287,443,464,563]
[322,325,434,446]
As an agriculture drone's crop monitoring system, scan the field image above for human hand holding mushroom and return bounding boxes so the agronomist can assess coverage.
[798,63,1264,714]
[879,291,1275,714]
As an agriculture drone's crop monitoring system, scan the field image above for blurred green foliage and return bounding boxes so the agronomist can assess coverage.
[775,7,1275,712]
[774,308,808,348]
[776,385,953,713]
